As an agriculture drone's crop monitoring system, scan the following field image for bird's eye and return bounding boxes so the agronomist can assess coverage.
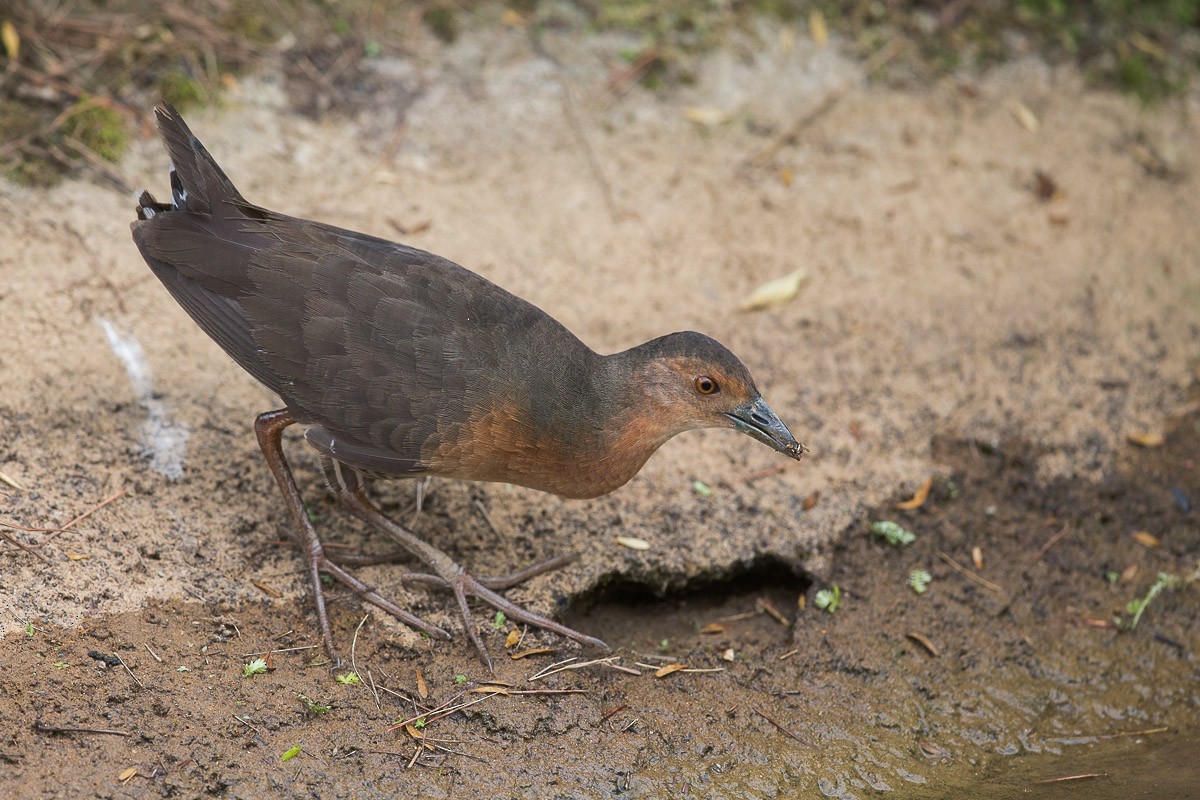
[694,376,719,395]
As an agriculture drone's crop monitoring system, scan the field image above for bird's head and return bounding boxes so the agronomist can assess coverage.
[614,331,805,460]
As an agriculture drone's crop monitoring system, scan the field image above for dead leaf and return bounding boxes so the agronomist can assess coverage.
[252,579,282,598]
[1129,135,1181,180]
[699,623,728,635]
[504,628,521,648]
[415,669,428,700]
[756,597,790,626]
[1131,531,1161,549]
[971,546,983,571]
[1009,100,1040,133]
[906,631,940,657]
[615,536,650,551]
[1033,169,1059,201]
[801,491,820,510]
[808,9,828,47]
[919,739,952,759]
[684,106,733,126]
[739,268,807,311]
[500,8,525,27]
[470,685,512,695]
[1130,32,1166,59]
[1119,563,1138,584]
[780,167,793,187]
[118,766,137,783]
[2,21,19,61]
[1127,431,1165,448]
[895,476,933,510]
[405,724,425,740]
[654,663,688,678]
[65,552,88,561]
[509,647,555,660]
[0,469,25,492]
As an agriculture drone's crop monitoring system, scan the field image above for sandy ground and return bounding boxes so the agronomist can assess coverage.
[1,22,1198,799]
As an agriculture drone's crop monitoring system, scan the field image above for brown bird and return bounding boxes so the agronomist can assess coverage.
[131,105,804,668]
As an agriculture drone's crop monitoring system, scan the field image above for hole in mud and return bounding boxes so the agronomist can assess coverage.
[563,557,810,655]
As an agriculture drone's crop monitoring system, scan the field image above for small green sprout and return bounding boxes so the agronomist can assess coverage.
[943,480,960,499]
[908,569,932,595]
[870,521,915,546]
[305,505,319,525]
[177,665,189,672]
[242,658,268,677]
[336,672,360,685]
[814,585,842,613]
[297,693,331,715]
[1105,570,1119,584]
[52,661,69,670]
[657,638,670,653]
[1119,572,1182,630]
[413,716,427,729]
[25,622,34,637]
[281,745,302,762]
[491,611,507,629]
[454,674,467,684]
[692,480,713,498]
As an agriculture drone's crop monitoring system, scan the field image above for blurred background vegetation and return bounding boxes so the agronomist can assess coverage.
[1,0,1197,186]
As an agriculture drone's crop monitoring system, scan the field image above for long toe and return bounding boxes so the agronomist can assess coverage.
[396,554,575,591]
[319,557,452,641]
[474,554,576,591]
[458,573,609,651]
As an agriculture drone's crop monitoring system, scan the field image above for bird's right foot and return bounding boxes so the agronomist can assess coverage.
[338,488,609,671]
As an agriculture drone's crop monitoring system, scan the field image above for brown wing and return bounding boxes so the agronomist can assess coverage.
[131,106,589,477]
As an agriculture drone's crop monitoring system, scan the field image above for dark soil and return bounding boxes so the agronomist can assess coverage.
[2,408,1195,799]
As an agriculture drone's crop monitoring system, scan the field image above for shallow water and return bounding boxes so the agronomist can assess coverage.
[924,731,1200,800]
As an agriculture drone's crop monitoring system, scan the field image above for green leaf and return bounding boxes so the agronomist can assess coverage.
[297,693,331,715]
[908,569,932,595]
[814,584,842,613]
[491,611,507,629]
[454,674,467,684]
[1121,572,1182,630]
[870,521,915,546]
[242,658,268,677]
[336,671,360,685]
[692,480,713,498]
[281,745,302,762]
